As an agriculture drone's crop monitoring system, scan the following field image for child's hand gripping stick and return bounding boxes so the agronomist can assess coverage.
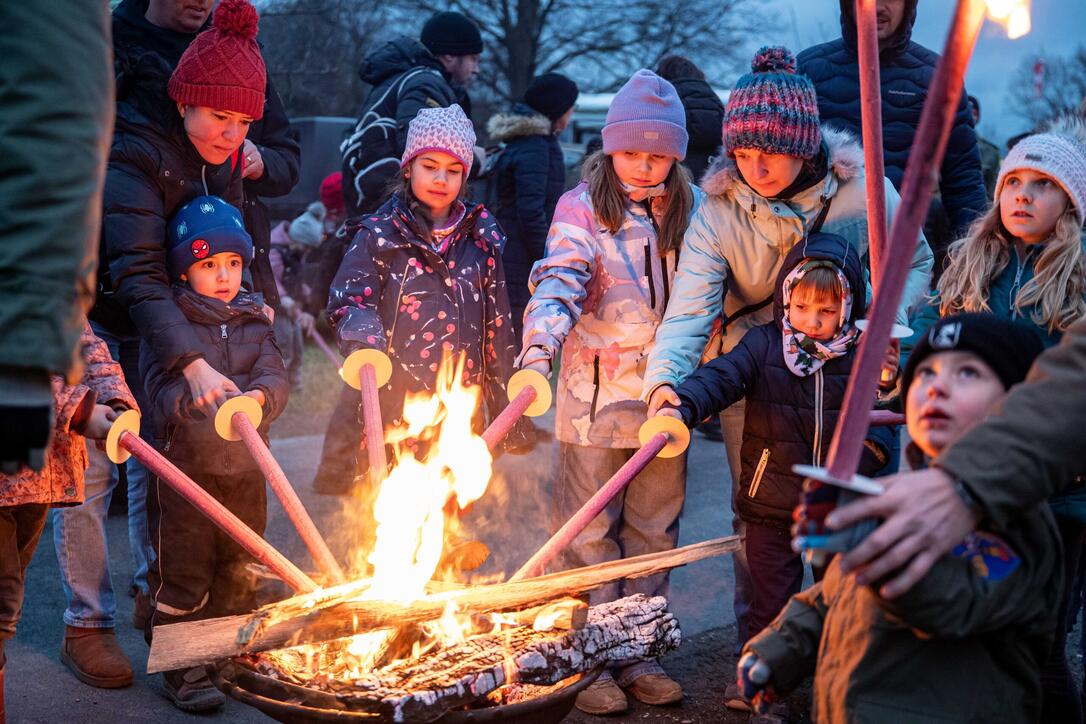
[510,415,689,581]
[341,349,393,484]
[215,397,346,584]
[791,463,884,565]
[481,369,552,451]
[105,410,319,593]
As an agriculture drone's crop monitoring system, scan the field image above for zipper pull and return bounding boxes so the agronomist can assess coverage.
[221,323,228,339]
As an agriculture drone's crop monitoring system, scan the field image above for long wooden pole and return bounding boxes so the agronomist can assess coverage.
[480,369,551,451]
[359,364,388,483]
[856,0,888,289]
[511,416,689,581]
[230,411,347,584]
[309,330,341,370]
[825,0,987,481]
[147,535,740,673]
[116,430,319,594]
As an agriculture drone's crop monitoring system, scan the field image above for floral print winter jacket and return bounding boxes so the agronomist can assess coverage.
[329,197,528,444]
[519,181,703,448]
[0,324,137,508]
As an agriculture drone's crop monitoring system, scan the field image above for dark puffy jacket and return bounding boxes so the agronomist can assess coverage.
[341,38,460,215]
[674,233,892,527]
[100,53,244,374]
[328,196,528,447]
[485,105,566,334]
[140,285,288,476]
[111,0,301,308]
[797,0,987,236]
[670,77,725,180]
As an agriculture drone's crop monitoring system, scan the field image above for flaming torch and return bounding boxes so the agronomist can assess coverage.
[796,0,1032,555]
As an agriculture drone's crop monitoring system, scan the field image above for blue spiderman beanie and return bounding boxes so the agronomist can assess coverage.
[167,195,253,279]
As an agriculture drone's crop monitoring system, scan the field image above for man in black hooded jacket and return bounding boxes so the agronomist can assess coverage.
[797,0,987,240]
[341,11,483,215]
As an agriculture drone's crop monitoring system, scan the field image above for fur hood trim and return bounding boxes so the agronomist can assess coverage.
[699,126,864,197]
[486,111,552,142]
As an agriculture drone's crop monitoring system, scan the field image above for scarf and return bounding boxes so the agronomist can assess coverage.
[781,259,860,376]
[430,201,467,255]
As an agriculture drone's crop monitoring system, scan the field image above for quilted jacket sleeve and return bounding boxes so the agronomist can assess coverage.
[327,226,389,356]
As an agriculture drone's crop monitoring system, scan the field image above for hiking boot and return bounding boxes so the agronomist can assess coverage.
[162,666,225,712]
[132,590,152,631]
[725,681,753,712]
[625,672,683,705]
[575,676,628,715]
[60,626,133,688]
[750,702,791,723]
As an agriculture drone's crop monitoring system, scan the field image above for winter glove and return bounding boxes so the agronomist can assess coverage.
[0,367,53,473]
[737,651,775,714]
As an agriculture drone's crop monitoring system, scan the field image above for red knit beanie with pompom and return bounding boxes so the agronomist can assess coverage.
[168,0,266,119]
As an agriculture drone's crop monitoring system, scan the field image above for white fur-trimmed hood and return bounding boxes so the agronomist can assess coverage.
[486,111,552,142]
[699,126,864,197]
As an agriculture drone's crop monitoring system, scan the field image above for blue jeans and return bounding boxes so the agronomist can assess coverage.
[51,322,155,628]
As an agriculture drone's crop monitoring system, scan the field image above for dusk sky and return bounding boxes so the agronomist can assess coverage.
[750,0,1083,147]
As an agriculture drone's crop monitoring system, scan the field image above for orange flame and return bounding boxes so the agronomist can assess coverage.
[986,0,1030,39]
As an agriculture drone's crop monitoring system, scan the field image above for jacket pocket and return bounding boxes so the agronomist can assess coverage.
[590,354,601,422]
[748,448,770,498]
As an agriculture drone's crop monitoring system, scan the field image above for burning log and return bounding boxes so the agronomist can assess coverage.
[480,368,551,450]
[246,594,677,724]
[215,396,347,585]
[105,410,319,594]
[341,348,393,484]
[511,415,690,581]
[147,535,738,673]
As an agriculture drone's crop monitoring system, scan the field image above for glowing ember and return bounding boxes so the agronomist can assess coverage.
[986,0,1030,39]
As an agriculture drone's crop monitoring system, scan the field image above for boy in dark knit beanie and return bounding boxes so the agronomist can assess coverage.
[738,313,1061,723]
[140,195,288,713]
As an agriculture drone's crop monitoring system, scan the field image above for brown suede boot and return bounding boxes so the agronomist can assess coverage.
[60,626,133,688]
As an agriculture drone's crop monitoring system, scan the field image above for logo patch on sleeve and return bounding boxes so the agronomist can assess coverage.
[953,531,1020,581]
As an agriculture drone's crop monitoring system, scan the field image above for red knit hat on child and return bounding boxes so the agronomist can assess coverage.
[168,0,266,120]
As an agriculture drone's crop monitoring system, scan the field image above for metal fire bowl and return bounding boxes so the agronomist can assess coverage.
[208,658,603,724]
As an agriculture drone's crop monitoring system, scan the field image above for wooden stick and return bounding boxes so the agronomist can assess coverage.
[870,410,905,426]
[309,330,341,370]
[511,416,690,581]
[221,401,346,585]
[113,426,319,595]
[146,535,738,673]
[358,364,388,484]
[856,0,888,289]
[481,369,551,450]
[825,0,987,482]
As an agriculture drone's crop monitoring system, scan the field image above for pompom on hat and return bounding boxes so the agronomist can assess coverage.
[167,196,253,279]
[601,69,688,160]
[401,104,477,175]
[723,46,820,159]
[168,0,267,120]
[995,117,1086,226]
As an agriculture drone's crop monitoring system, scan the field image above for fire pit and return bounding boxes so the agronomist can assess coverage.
[209,658,602,723]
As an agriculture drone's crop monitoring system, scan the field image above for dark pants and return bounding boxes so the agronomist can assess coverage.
[1042,515,1085,724]
[148,470,266,625]
[745,521,807,640]
[0,504,48,667]
[313,384,362,485]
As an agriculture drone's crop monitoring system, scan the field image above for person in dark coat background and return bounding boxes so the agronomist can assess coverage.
[341,12,483,215]
[655,55,725,181]
[797,0,987,240]
[485,72,579,343]
[111,0,301,310]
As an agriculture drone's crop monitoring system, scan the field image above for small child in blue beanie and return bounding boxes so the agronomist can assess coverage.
[140,195,288,712]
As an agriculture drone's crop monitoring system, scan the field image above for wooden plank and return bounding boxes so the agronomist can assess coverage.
[148,535,738,673]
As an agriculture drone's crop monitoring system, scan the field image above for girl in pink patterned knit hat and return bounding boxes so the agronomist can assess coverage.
[326,103,532,490]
